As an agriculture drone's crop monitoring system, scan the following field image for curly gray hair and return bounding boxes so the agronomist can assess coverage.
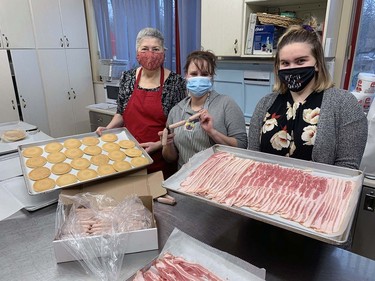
[136,27,165,50]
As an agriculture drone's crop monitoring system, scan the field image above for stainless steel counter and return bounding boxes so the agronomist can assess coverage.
[1,191,375,281]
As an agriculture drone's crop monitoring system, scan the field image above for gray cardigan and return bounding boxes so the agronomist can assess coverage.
[248,88,368,169]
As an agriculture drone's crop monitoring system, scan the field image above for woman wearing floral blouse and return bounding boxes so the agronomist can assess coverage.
[247,24,368,169]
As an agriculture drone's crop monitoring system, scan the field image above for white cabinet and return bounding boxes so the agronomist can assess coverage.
[31,0,88,49]
[11,50,50,134]
[242,0,343,58]
[0,50,19,122]
[38,49,94,137]
[0,0,35,48]
[201,0,243,57]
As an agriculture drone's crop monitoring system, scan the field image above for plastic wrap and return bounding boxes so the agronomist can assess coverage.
[55,192,153,281]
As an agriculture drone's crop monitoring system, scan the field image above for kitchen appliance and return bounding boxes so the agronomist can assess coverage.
[99,59,127,82]
[104,80,120,104]
[352,179,375,260]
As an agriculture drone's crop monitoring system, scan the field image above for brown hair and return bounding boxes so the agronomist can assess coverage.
[273,25,334,93]
[183,50,217,76]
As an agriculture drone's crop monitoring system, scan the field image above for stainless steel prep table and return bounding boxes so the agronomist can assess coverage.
[1,191,375,281]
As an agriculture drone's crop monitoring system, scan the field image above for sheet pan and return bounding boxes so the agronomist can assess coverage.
[18,128,153,195]
[127,228,266,280]
[162,145,364,245]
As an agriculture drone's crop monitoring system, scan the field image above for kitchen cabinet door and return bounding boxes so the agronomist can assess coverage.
[11,50,50,134]
[0,50,19,122]
[65,49,95,135]
[0,0,35,48]
[201,0,243,57]
[31,0,88,49]
[38,49,94,137]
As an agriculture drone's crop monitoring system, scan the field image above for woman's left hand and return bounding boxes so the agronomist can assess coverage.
[199,109,214,132]
[140,141,160,154]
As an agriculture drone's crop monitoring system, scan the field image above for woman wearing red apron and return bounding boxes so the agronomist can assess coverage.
[96,27,186,179]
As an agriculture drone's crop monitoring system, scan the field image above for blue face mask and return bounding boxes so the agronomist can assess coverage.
[186,76,213,97]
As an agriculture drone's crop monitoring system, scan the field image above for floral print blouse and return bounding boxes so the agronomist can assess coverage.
[259,90,323,160]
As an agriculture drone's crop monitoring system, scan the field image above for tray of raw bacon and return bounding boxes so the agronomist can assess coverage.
[162,145,364,245]
[129,228,266,280]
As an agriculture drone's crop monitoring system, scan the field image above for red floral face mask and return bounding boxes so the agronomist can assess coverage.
[136,51,165,70]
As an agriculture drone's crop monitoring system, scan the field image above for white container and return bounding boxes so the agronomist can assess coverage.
[355,72,375,94]
[351,91,375,113]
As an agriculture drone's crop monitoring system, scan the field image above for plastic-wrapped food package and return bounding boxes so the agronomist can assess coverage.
[55,192,153,281]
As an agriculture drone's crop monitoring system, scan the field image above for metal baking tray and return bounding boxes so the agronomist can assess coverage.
[162,145,364,245]
[18,128,153,195]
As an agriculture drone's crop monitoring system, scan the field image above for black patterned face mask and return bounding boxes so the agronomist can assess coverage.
[278,66,316,92]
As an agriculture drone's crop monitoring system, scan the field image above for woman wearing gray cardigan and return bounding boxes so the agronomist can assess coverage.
[248,25,367,170]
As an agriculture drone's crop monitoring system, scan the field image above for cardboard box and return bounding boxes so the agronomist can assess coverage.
[53,170,166,263]
[253,25,274,55]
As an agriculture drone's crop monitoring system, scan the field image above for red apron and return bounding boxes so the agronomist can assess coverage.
[123,67,177,178]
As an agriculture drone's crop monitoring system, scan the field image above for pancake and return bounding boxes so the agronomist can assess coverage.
[83,145,102,156]
[64,148,84,159]
[90,154,110,166]
[101,133,118,142]
[113,161,132,172]
[51,162,72,175]
[47,152,67,164]
[97,164,116,176]
[102,142,120,152]
[22,146,43,158]
[44,142,63,153]
[81,136,100,146]
[77,169,98,181]
[25,156,47,168]
[124,148,143,157]
[130,156,149,167]
[56,174,78,187]
[63,138,82,149]
[28,166,51,181]
[118,140,135,149]
[108,150,126,161]
[33,178,55,192]
[2,129,26,142]
[71,158,91,170]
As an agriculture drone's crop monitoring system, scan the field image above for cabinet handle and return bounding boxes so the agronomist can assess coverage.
[4,35,9,47]
[72,89,76,99]
[233,39,238,54]
[11,99,16,110]
[97,117,103,123]
[21,97,27,108]
[65,36,70,47]
[68,91,71,100]
[60,38,64,48]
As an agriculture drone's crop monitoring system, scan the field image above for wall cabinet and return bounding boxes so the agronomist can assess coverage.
[201,0,243,57]
[0,50,49,133]
[38,49,94,137]
[242,0,342,58]
[0,0,35,48]
[31,0,88,49]
[201,0,343,59]
[0,50,19,122]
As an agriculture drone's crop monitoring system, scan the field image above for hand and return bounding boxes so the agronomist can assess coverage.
[95,126,107,136]
[199,109,214,132]
[158,130,175,146]
[140,141,160,154]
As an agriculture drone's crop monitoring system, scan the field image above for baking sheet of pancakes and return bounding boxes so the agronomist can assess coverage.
[18,128,153,194]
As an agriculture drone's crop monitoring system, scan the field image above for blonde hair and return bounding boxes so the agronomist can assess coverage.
[273,24,334,93]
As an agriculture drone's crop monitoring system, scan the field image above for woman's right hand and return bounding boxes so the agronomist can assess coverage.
[95,126,107,136]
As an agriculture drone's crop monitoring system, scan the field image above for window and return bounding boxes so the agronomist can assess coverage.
[92,0,201,75]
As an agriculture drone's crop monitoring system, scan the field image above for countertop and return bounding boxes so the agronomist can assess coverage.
[1,191,375,281]
[86,103,117,116]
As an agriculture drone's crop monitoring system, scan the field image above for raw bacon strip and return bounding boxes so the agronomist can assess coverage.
[180,152,355,234]
[133,253,223,281]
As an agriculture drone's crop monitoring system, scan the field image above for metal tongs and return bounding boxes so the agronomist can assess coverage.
[161,112,202,145]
